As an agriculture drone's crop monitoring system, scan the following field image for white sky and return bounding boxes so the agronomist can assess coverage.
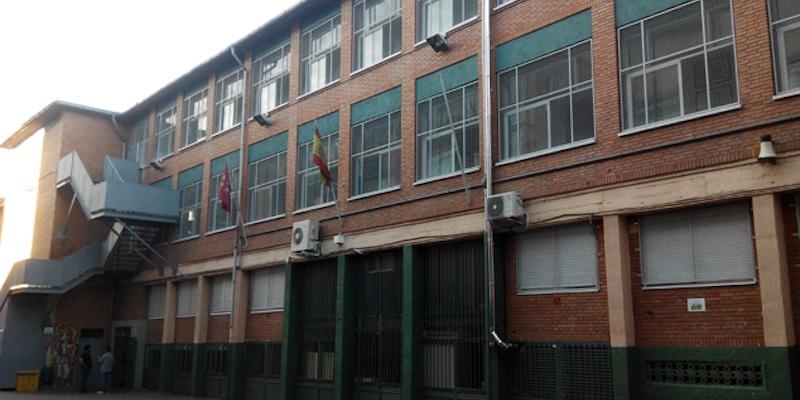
[0,0,302,143]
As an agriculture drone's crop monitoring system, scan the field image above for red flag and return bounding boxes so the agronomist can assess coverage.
[312,128,333,187]
[218,163,232,212]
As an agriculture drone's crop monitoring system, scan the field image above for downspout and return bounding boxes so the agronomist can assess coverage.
[482,0,496,331]
[229,47,248,332]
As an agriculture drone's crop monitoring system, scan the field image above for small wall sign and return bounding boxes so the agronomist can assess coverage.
[688,298,706,312]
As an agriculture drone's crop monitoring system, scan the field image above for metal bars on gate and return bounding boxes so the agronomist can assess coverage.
[295,259,338,382]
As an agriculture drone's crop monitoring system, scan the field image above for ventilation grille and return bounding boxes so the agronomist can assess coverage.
[647,360,764,387]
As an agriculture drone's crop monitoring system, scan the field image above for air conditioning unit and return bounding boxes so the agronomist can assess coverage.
[291,219,319,255]
[486,191,525,222]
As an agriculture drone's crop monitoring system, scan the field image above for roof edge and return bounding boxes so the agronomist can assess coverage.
[2,101,119,149]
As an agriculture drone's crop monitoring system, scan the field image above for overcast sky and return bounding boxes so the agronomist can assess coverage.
[0,0,302,142]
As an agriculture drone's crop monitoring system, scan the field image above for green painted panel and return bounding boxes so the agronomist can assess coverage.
[401,245,421,400]
[254,38,291,60]
[298,111,340,144]
[248,131,288,163]
[280,260,296,400]
[190,343,206,396]
[184,80,209,98]
[351,87,401,125]
[159,343,175,392]
[301,5,340,30]
[333,255,354,400]
[152,177,173,189]
[416,57,478,102]
[228,343,246,400]
[615,0,691,27]
[496,9,592,72]
[629,346,795,400]
[211,151,241,175]
[178,164,203,188]
[611,347,634,400]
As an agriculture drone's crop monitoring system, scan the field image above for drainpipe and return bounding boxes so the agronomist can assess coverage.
[481,0,496,332]
[229,47,248,332]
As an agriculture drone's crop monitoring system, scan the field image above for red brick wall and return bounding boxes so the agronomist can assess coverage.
[174,317,195,343]
[505,222,610,342]
[246,312,284,342]
[55,285,115,344]
[207,315,230,343]
[629,218,765,347]
[146,319,164,344]
[784,194,800,338]
[113,284,147,320]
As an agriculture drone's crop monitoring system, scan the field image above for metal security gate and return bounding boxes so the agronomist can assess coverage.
[143,344,161,391]
[421,240,486,399]
[295,259,337,400]
[243,342,281,400]
[204,343,229,398]
[172,343,193,394]
[353,251,403,400]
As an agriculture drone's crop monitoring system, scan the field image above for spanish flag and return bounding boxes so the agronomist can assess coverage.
[312,128,333,187]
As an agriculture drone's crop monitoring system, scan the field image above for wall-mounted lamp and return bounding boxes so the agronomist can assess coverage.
[426,33,449,52]
[757,134,777,164]
[253,113,272,127]
[149,159,165,171]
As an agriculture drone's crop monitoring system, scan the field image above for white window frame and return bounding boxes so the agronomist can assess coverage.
[176,280,197,317]
[250,267,286,312]
[207,167,239,233]
[639,202,756,289]
[296,132,339,210]
[515,223,599,294]
[147,284,165,319]
[768,0,800,96]
[416,82,480,181]
[181,88,208,148]
[178,180,202,239]
[154,104,176,160]
[214,69,244,135]
[247,152,287,223]
[253,43,291,115]
[350,111,402,197]
[617,0,739,133]
[301,15,342,95]
[498,41,595,161]
[353,0,403,72]
[210,275,232,315]
[416,0,477,42]
[127,118,149,166]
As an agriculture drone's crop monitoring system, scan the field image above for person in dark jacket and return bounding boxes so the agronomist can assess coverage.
[78,345,92,393]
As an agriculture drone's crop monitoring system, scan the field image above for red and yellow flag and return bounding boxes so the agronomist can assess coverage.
[312,128,333,187]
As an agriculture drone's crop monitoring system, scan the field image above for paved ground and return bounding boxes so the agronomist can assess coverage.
[0,390,202,400]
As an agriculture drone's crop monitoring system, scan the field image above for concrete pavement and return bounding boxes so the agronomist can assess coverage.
[0,390,204,400]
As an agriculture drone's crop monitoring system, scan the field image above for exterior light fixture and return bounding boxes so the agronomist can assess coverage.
[427,33,449,52]
[757,135,777,164]
[253,113,272,127]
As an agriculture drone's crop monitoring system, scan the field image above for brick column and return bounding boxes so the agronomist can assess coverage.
[603,215,635,400]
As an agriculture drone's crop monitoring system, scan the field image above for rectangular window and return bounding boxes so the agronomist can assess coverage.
[182,88,208,147]
[155,104,176,160]
[178,168,203,239]
[769,0,800,94]
[251,267,285,312]
[619,0,738,131]
[416,0,477,42]
[176,280,197,317]
[297,122,339,210]
[353,0,402,71]
[215,69,244,134]
[208,167,239,232]
[127,118,149,166]
[301,15,341,94]
[253,43,291,115]
[351,111,401,196]
[417,82,479,180]
[639,202,756,288]
[499,41,594,160]
[248,152,286,222]
[147,284,165,319]
[210,275,232,314]
[516,223,598,294]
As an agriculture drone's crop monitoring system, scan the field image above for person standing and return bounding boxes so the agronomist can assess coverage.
[78,345,92,393]
[97,346,114,394]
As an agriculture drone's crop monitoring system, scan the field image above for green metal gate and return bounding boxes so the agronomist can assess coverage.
[353,250,403,400]
[243,342,281,400]
[172,343,193,394]
[295,259,338,400]
[204,343,229,398]
[420,240,486,400]
[143,344,161,391]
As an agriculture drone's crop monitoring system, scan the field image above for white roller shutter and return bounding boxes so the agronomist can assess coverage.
[516,223,598,293]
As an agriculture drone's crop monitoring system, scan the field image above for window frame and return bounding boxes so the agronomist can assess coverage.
[176,280,197,318]
[209,275,232,315]
[415,0,477,43]
[147,284,165,320]
[350,110,402,198]
[352,0,403,72]
[127,118,149,166]
[247,151,287,223]
[515,223,599,295]
[178,180,202,240]
[207,167,240,233]
[416,81,480,182]
[250,267,286,313]
[181,87,209,148]
[296,131,339,211]
[768,0,800,97]
[252,43,291,115]
[154,104,176,160]
[617,0,740,134]
[214,69,244,135]
[498,40,596,162]
[300,14,342,95]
